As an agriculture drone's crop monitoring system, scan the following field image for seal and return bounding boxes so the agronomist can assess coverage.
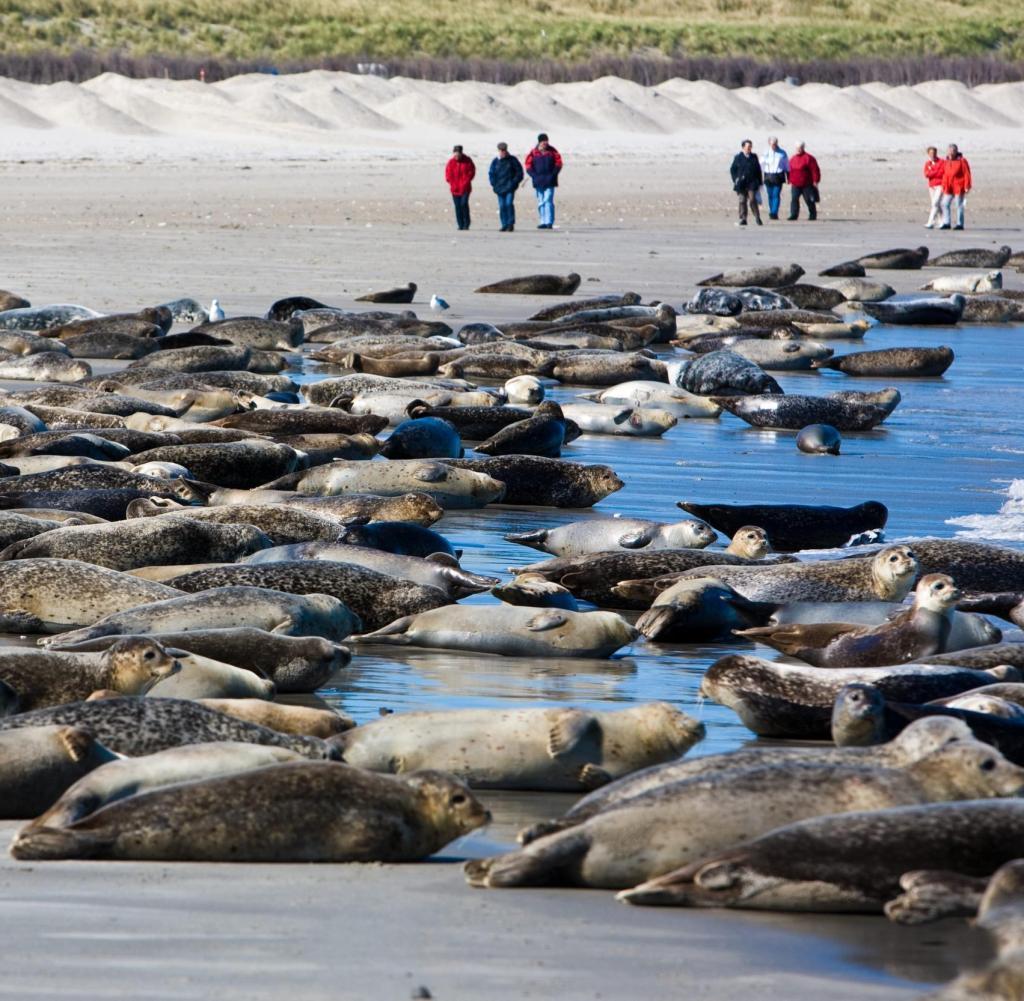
[530,292,641,322]
[335,703,702,791]
[518,716,973,844]
[0,696,339,761]
[475,273,582,295]
[560,403,677,437]
[712,393,892,432]
[212,408,387,436]
[189,317,303,351]
[217,490,445,527]
[198,701,353,737]
[30,742,307,829]
[737,573,962,667]
[404,405,542,447]
[855,246,929,270]
[942,693,1024,720]
[545,350,665,387]
[504,375,545,404]
[884,538,1024,593]
[165,564,446,633]
[354,605,638,658]
[921,271,1002,294]
[441,456,623,507]
[265,295,329,321]
[775,284,846,310]
[928,246,1012,268]
[355,282,417,304]
[697,264,804,289]
[793,319,871,339]
[378,417,461,460]
[130,440,302,489]
[686,288,742,316]
[11,762,488,863]
[0,558,180,633]
[701,653,1016,739]
[822,277,895,302]
[0,511,88,551]
[583,381,722,418]
[466,739,1021,890]
[728,339,833,371]
[0,724,119,819]
[492,573,579,611]
[331,520,457,560]
[815,346,954,377]
[0,352,91,383]
[0,290,30,311]
[725,526,771,559]
[49,627,349,693]
[635,576,772,641]
[797,423,841,455]
[0,638,180,710]
[46,585,362,647]
[0,517,273,572]
[0,303,99,331]
[819,261,866,277]
[617,799,1024,912]
[921,644,1024,670]
[863,294,966,325]
[474,402,571,458]
[961,295,1024,323]
[671,350,782,396]
[507,517,716,557]
[732,287,794,311]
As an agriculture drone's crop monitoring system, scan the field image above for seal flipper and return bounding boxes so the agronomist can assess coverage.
[578,763,612,790]
[10,825,114,861]
[528,611,568,632]
[57,726,96,764]
[884,870,990,926]
[464,831,591,888]
[504,529,549,552]
[618,528,655,549]
[547,709,601,761]
[516,818,574,846]
[425,553,460,569]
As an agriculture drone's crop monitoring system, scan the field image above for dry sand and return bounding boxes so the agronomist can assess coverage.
[0,70,1021,1000]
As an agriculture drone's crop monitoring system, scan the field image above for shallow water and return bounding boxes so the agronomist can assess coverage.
[292,320,1024,760]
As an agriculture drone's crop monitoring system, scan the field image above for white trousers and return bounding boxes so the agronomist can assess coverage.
[926,185,943,226]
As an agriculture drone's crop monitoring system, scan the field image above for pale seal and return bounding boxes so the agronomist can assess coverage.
[491,573,580,611]
[506,517,716,557]
[921,271,1002,294]
[582,381,721,418]
[197,701,353,738]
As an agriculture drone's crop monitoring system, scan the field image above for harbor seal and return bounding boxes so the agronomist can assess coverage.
[46,586,362,647]
[862,295,966,325]
[712,393,892,431]
[129,440,301,489]
[475,273,581,295]
[166,563,446,633]
[491,573,579,611]
[504,375,545,404]
[145,648,275,701]
[559,404,677,437]
[635,577,772,641]
[354,605,638,658]
[921,271,1002,294]
[819,261,866,277]
[466,740,1020,890]
[0,638,179,709]
[677,500,887,552]
[775,284,846,310]
[379,417,462,459]
[507,517,715,557]
[822,277,895,302]
[355,282,417,304]
[701,654,1016,739]
[11,763,488,863]
[725,526,771,559]
[212,409,387,436]
[0,303,99,331]
[0,697,339,759]
[814,346,954,377]
[265,295,329,321]
[855,246,929,270]
[727,339,833,371]
[220,491,444,527]
[330,520,456,560]
[671,350,782,396]
[928,246,1012,268]
[582,381,721,418]
[0,558,180,633]
[737,573,962,667]
[30,742,306,829]
[190,317,303,351]
[198,701,352,737]
[797,424,841,455]
[49,627,349,693]
[441,456,623,507]
[334,703,703,791]
[697,264,804,289]
[0,517,274,572]
[618,799,1024,912]
[0,352,91,383]
[0,725,119,819]
[474,402,571,458]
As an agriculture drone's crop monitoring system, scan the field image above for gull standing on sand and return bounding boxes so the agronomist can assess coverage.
[208,299,225,321]
[430,295,450,312]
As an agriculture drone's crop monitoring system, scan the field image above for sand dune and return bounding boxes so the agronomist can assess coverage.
[0,71,1021,155]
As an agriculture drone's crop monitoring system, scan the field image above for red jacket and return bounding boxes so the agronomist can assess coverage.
[923,158,944,186]
[788,152,820,188]
[445,155,476,196]
[942,155,971,196]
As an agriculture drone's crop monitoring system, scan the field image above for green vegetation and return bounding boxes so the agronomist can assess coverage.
[0,0,1022,62]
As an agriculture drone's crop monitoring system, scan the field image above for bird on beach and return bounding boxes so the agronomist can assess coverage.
[430,295,450,312]
[209,298,225,322]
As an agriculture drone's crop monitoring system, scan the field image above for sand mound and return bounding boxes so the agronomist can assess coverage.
[915,80,1020,128]
[0,92,51,129]
[378,91,485,132]
[657,80,775,129]
[502,80,598,130]
[440,84,536,129]
[233,89,334,130]
[22,81,155,135]
[551,80,666,133]
[289,84,399,131]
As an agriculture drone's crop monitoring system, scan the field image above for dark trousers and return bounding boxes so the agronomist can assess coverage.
[452,194,471,230]
[496,191,515,228]
[789,185,817,220]
[737,188,760,223]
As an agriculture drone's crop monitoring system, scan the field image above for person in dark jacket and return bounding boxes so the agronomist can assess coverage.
[445,144,476,231]
[488,142,524,232]
[730,139,763,226]
[525,133,562,229]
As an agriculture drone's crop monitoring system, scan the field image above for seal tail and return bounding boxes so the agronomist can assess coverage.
[10,825,111,861]
[504,529,549,551]
[636,605,679,640]
[464,834,590,888]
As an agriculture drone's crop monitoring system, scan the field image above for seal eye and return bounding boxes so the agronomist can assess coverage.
[981,758,997,772]
[144,650,155,660]
[451,794,467,805]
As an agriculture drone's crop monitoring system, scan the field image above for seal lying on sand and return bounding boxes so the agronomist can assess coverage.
[10,764,488,863]
[697,264,804,288]
[475,274,581,295]
[928,246,1012,268]
[355,282,417,304]
[335,704,703,791]
[855,247,929,270]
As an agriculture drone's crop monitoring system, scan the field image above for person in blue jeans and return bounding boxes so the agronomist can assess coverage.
[488,142,524,232]
[525,133,563,229]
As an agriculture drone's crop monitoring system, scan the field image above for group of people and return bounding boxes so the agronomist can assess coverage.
[923,144,972,230]
[730,137,821,226]
[444,133,562,232]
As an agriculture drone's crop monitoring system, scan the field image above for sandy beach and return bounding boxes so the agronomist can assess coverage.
[1,70,1023,1000]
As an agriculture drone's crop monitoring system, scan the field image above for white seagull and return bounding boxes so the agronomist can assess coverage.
[430,294,450,312]
[209,298,225,322]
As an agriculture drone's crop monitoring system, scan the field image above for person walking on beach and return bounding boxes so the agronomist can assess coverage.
[760,136,788,221]
[445,145,476,231]
[923,146,945,229]
[488,142,524,232]
[525,133,562,230]
[787,142,820,221]
[730,139,763,227]
[940,143,972,230]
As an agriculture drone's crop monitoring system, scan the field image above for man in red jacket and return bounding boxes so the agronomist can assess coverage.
[445,145,476,231]
[787,142,820,221]
[940,143,972,230]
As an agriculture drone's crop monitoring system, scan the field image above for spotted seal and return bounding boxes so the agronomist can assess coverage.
[129,440,302,489]
[713,392,892,431]
[815,346,954,377]
[441,456,623,507]
[928,246,1012,268]
[671,350,782,396]
[211,409,387,436]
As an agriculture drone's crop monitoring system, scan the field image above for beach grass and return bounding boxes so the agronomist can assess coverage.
[1,0,1022,63]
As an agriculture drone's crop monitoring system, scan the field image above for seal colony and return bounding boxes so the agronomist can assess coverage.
[0,250,1019,1001]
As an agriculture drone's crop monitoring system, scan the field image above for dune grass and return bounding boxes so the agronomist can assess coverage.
[1,0,1022,64]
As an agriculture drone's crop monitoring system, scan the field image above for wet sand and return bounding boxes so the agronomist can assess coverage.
[0,152,1021,998]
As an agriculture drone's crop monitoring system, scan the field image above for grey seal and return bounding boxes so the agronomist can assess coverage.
[672,350,782,396]
[441,456,623,507]
[685,288,742,316]
[697,264,804,288]
[507,517,715,557]
[635,576,772,641]
[928,246,1012,268]
[796,423,841,455]
[815,346,954,377]
[475,273,581,295]
[862,294,966,325]
[713,392,892,431]
[474,402,571,458]
[0,303,99,330]
[379,417,462,459]
[855,246,929,269]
